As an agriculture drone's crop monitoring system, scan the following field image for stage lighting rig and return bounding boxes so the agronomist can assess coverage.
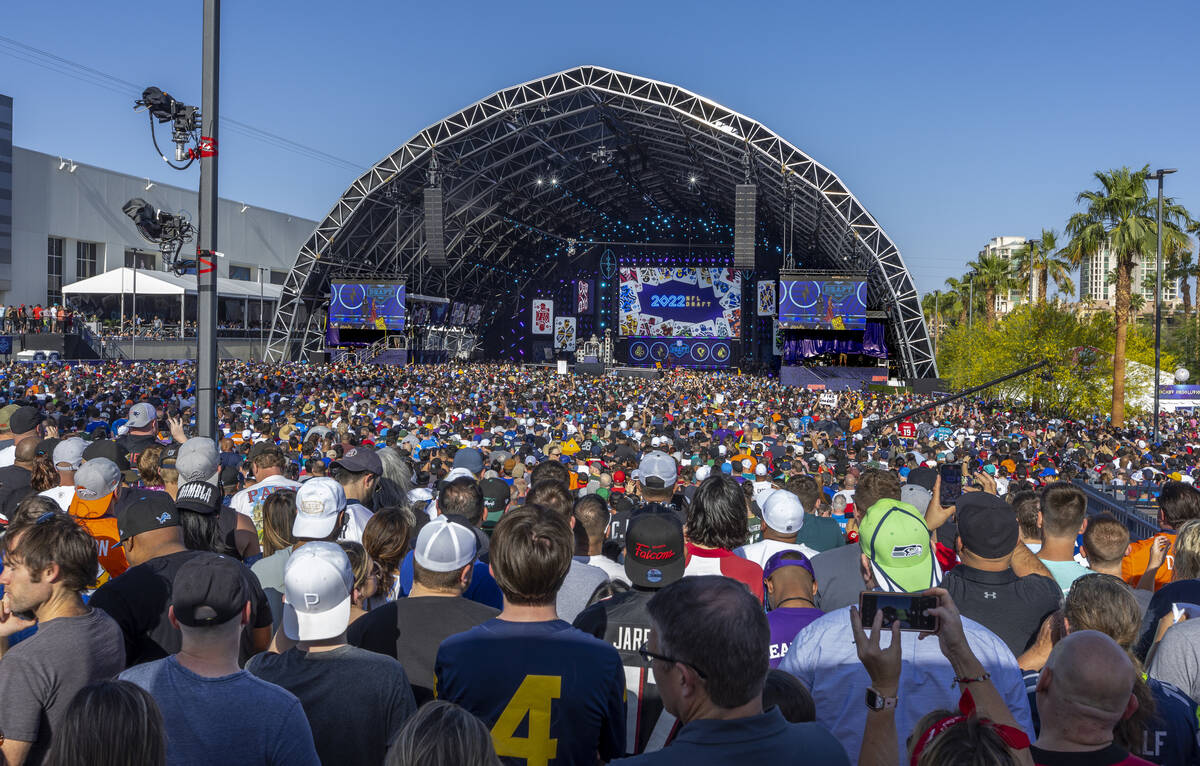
[134,87,202,169]
[122,198,196,272]
[590,145,615,163]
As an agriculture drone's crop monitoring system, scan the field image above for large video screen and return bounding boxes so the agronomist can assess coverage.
[779,277,867,330]
[619,267,741,337]
[329,280,407,330]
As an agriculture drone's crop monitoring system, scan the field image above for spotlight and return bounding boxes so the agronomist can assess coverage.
[536,178,544,186]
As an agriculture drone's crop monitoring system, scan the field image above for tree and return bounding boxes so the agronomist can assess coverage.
[1061,165,1190,427]
[1168,250,1196,315]
[1012,229,1074,303]
[965,252,1015,325]
[941,277,970,325]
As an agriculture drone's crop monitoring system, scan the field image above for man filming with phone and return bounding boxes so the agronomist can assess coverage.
[779,495,1031,764]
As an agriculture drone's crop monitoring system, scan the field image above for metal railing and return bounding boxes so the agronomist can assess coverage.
[1073,480,1163,541]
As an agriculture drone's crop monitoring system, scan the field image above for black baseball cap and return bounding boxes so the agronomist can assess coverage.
[161,443,180,468]
[176,481,221,515]
[479,477,512,529]
[116,490,179,542]
[10,406,43,435]
[956,492,1019,559]
[83,439,131,472]
[331,446,383,475]
[171,553,249,627]
[624,510,685,589]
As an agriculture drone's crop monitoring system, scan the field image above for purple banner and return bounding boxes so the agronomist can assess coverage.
[623,336,734,368]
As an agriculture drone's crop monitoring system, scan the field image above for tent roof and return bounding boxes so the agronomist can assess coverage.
[63,267,283,300]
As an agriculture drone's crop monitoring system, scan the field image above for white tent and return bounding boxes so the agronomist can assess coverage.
[62,267,283,332]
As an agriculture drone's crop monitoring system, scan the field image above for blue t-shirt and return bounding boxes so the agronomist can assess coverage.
[398,550,503,609]
[435,618,626,765]
[120,656,319,766]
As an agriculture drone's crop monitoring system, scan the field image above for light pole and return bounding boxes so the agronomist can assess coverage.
[1148,167,1177,444]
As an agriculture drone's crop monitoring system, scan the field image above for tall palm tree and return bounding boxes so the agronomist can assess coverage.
[1013,230,1074,303]
[964,252,1015,324]
[942,277,970,325]
[1061,166,1191,427]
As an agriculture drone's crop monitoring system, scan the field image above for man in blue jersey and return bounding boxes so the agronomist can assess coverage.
[435,504,626,765]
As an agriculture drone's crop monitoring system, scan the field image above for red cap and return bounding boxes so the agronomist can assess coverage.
[613,470,626,483]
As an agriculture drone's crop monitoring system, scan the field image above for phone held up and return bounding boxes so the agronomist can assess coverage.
[859,591,940,633]
[939,463,963,506]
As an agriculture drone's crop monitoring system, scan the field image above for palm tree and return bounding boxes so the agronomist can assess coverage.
[942,277,970,325]
[1061,166,1191,427]
[964,253,1015,324]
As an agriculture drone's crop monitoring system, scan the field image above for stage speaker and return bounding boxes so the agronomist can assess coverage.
[734,184,756,268]
[424,186,446,268]
[310,351,328,364]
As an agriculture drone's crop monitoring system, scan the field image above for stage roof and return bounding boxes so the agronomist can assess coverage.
[267,65,934,377]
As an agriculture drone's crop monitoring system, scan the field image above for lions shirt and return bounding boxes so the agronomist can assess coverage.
[436,618,626,765]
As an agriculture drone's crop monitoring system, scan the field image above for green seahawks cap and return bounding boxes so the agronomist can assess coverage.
[858,499,942,593]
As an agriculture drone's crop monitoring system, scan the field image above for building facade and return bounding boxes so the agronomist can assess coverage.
[978,236,1029,315]
[3,94,317,313]
[1077,242,1177,309]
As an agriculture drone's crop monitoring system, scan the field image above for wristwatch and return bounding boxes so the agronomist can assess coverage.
[865,687,898,712]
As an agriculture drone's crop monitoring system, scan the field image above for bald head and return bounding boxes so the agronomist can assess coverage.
[1036,630,1138,748]
[14,438,39,467]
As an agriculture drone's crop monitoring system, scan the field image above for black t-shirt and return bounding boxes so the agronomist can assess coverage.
[115,432,160,465]
[573,588,667,755]
[346,595,498,705]
[942,565,1061,657]
[1030,743,1149,765]
[89,548,272,666]
[0,465,32,522]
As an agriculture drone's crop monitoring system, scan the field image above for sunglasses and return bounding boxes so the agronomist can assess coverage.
[637,642,707,679]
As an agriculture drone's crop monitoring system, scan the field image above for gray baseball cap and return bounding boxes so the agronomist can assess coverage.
[127,402,157,429]
[638,451,678,489]
[75,458,121,501]
[52,437,88,471]
[177,437,219,485]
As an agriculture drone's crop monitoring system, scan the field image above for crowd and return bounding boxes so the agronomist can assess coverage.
[0,304,80,335]
[1,359,1199,765]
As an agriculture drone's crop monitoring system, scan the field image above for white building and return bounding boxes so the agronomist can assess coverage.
[2,93,316,316]
[977,236,1029,315]
[1078,241,1177,309]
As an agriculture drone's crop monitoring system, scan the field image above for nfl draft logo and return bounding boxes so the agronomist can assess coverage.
[531,299,554,335]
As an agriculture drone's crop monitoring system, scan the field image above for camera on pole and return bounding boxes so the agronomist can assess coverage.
[134,87,202,168]
[121,197,196,273]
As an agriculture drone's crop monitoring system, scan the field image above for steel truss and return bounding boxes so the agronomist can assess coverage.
[267,65,936,378]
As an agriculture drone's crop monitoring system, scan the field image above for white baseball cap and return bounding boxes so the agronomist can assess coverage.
[281,541,353,641]
[53,437,87,471]
[292,478,347,539]
[763,490,805,535]
[413,516,478,572]
[694,465,712,482]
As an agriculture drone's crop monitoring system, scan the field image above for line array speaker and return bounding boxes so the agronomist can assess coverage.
[424,186,446,268]
[734,184,756,269]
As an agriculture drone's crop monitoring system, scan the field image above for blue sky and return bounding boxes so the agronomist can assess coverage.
[3,0,1199,294]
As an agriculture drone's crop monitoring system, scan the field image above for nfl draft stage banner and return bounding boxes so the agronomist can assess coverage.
[531,299,554,334]
[757,281,776,316]
[554,317,577,351]
[618,267,741,337]
[625,337,733,368]
[576,280,592,314]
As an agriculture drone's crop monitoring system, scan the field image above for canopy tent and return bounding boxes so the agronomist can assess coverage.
[62,267,284,300]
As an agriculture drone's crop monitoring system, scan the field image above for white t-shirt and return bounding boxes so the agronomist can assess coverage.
[735,538,820,569]
[39,485,75,512]
[230,474,302,530]
[582,554,630,585]
[0,444,16,468]
[340,501,374,544]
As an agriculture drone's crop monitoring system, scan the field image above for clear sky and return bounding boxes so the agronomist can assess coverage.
[3,0,1198,295]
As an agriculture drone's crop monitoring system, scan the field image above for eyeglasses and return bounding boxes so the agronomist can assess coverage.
[637,643,707,679]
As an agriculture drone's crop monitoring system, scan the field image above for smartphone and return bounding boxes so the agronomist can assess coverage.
[939,463,963,506]
[860,592,940,632]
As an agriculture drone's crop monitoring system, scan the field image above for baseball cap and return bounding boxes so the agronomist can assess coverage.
[126,402,157,429]
[762,490,805,535]
[479,477,512,529]
[177,437,220,484]
[293,477,347,539]
[172,553,249,627]
[75,458,121,502]
[281,541,353,641]
[9,406,42,435]
[624,511,685,588]
[176,481,221,515]
[638,451,677,489]
[0,404,18,432]
[414,516,478,572]
[762,549,816,581]
[52,437,87,471]
[956,492,1019,559]
[858,498,942,594]
[161,443,180,468]
[452,448,485,476]
[905,466,938,492]
[900,484,934,515]
[694,465,712,482]
[331,447,383,475]
[82,439,131,472]
[116,490,179,541]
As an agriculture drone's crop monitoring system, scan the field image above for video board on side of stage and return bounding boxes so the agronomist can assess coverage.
[778,277,867,330]
[329,280,407,330]
[617,267,741,337]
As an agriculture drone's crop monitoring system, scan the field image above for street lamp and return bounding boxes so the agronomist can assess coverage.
[1148,167,1177,444]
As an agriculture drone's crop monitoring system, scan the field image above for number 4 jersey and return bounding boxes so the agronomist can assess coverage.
[436,618,627,766]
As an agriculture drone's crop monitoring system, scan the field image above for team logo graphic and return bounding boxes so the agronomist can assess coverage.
[712,343,730,361]
[650,342,668,361]
[690,342,710,362]
[891,544,923,559]
[668,340,689,359]
[630,341,649,361]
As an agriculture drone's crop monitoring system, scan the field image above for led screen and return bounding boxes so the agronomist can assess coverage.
[329,280,406,330]
[778,278,867,330]
[618,267,741,337]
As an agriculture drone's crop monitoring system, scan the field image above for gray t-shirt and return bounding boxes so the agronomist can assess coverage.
[251,547,292,629]
[1149,618,1200,703]
[246,646,415,766]
[120,655,319,766]
[0,609,125,765]
[557,559,609,623]
[811,543,865,612]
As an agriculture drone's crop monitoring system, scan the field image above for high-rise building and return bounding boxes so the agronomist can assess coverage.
[1078,241,1176,308]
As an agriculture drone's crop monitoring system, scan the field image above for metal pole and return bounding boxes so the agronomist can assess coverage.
[934,289,939,357]
[1153,171,1166,443]
[132,266,137,358]
[969,277,974,329]
[196,0,220,438]
[259,269,264,361]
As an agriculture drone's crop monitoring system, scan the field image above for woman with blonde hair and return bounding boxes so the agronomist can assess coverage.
[385,701,500,766]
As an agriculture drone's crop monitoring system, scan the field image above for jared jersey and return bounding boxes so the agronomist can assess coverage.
[436,618,625,765]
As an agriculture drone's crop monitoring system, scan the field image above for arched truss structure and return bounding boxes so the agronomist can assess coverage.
[266,65,936,377]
